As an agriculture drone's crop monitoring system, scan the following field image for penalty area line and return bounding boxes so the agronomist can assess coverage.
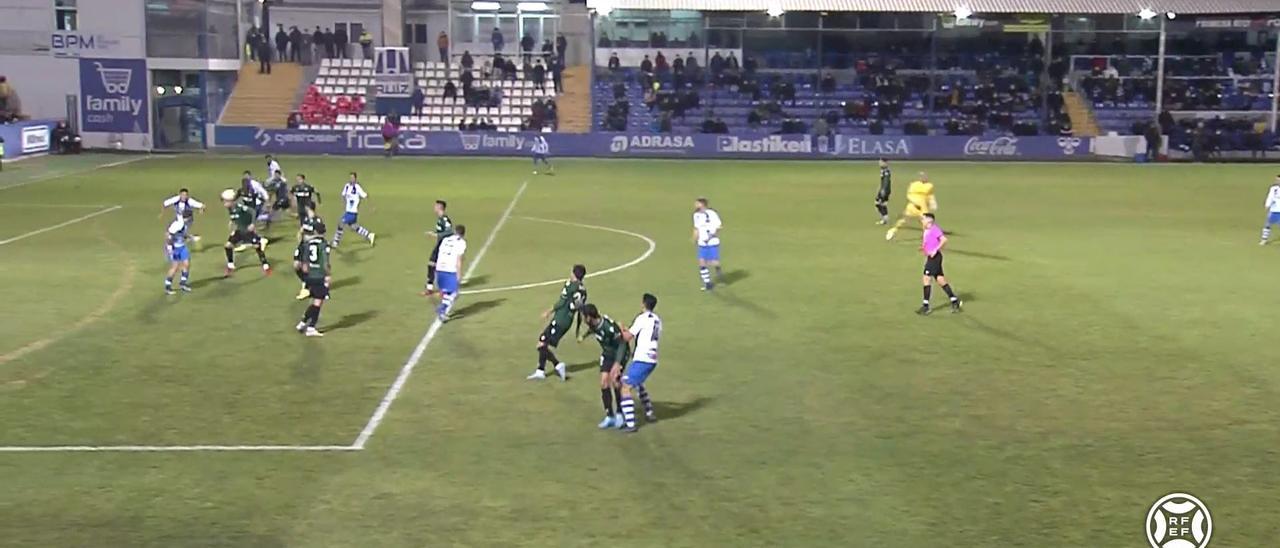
[350,180,529,450]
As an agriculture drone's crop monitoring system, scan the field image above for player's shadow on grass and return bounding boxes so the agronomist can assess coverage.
[188,275,224,290]
[948,249,1011,261]
[709,290,777,318]
[326,310,380,332]
[652,397,712,422]
[719,269,750,286]
[449,298,505,320]
[464,274,491,287]
[330,276,362,290]
[567,360,599,374]
[337,246,373,264]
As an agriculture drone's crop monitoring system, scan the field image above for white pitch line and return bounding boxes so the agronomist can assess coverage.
[0,156,151,192]
[461,216,657,295]
[0,205,122,246]
[0,444,359,453]
[351,180,529,450]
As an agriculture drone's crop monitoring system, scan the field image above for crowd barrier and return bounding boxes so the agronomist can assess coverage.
[234,128,1093,160]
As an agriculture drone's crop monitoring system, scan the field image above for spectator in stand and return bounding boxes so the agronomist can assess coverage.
[245,25,260,60]
[640,55,653,74]
[655,51,668,73]
[312,27,324,61]
[521,34,535,64]
[608,52,621,73]
[443,80,457,101]
[458,117,468,131]
[286,112,301,129]
[322,28,335,59]
[521,59,534,82]
[359,29,374,60]
[459,70,474,99]
[491,28,504,53]
[274,25,289,63]
[546,99,558,130]
[820,73,836,93]
[709,52,725,78]
[461,50,474,70]
[289,26,303,63]
[505,58,518,81]
[532,60,547,91]
[541,39,554,64]
[438,31,450,63]
[334,26,349,59]
[556,34,567,64]
[672,54,685,87]
[726,52,740,71]
[258,40,273,74]
[684,52,700,84]
[410,86,424,115]
[551,58,564,93]
[1144,120,1162,161]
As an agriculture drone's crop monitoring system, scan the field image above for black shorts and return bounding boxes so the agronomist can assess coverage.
[875,191,890,205]
[923,252,944,277]
[228,229,259,246]
[307,279,330,300]
[599,345,630,372]
[273,198,291,210]
[538,320,568,348]
[429,239,443,264]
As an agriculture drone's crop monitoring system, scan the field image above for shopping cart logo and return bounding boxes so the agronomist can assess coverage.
[460,134,482,151]
[95,62,133,94]
[79,58,149,133]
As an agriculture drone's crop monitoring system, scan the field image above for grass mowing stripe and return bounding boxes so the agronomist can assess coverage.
[0,205,122,246]
[351,180,529,449]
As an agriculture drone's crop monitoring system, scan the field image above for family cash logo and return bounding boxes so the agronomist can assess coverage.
[1146,493,1212,548]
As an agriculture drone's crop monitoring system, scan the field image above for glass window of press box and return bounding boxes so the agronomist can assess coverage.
[146,0,239,59]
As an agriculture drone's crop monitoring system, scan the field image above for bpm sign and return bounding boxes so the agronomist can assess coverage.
[51,32,121,58]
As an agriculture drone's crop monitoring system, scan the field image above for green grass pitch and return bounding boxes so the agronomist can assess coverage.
[0,153,1277,546]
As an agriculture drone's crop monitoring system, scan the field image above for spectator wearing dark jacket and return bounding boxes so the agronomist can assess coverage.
[608,52,621,72]
[550,58,564,93]
[640,55,653,74]
[289,27,303,62]
[311,27,324,61]
[258,41,273,73]
[461,50,474,69]
[532,60,547,91]
[556,34,567,63]
[521,34,535,64]
[274,25,289,62]
[245,26,261,60]
[541,40,554,64]
[334,26,349,59]
[322,28,335,58]
[410,87,424,115]
[491,28,504,53]
[444,80,458,100]
[655,51,668,73]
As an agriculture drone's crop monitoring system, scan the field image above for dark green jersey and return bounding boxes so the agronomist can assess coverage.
[434,214,455,238]
[551,279,587,326]
[300,237,330,281]
[228,203,255,231]
[878,166,892,197]
[588,315,628,360]
[291,182,318,206]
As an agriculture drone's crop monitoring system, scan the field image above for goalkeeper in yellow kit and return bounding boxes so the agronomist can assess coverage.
[885,172,937,241]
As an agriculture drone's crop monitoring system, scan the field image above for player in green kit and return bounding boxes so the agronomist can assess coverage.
[527,264,587,381]
[290,174,320,237]
[294,212,325,300]
[221,189,272,277]
[579,303,629,429]
[294,220,331,337]
[421,199,454,296]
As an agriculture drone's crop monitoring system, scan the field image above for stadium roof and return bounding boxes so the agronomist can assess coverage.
[588,0,1280,14]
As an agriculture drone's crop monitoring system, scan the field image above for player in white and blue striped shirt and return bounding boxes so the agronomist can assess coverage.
[531,135,553,175]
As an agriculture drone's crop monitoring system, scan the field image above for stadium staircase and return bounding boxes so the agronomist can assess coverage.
[220,62,306,128]
[1062,91,1101,137]
[557,65,593,133]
